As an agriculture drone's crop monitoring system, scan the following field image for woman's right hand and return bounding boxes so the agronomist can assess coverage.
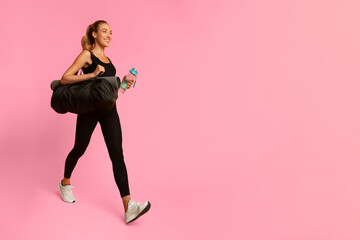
[93,65,105,77]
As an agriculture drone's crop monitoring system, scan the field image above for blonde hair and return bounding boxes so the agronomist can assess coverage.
[81,20,108,51]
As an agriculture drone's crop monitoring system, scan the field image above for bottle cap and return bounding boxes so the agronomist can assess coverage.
[129,68,138,76]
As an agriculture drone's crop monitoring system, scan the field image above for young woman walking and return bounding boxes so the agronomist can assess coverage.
[57,20,150,224]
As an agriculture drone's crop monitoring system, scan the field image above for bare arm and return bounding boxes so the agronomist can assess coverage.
[60,50,98,85]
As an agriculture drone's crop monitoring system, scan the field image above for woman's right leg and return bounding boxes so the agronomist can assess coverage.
[63,112,98,180]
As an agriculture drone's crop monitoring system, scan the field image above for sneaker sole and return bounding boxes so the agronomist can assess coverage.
[58,183,76,203]
[126,202,151,224]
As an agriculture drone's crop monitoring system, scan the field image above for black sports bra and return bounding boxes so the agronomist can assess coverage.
[82,50,116,77]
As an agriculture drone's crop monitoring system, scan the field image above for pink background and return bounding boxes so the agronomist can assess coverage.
[1,0,360,239]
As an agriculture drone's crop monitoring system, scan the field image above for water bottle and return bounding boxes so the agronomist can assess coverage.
[120,68,138,90]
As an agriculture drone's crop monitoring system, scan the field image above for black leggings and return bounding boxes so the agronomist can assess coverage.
[63,104,130,197]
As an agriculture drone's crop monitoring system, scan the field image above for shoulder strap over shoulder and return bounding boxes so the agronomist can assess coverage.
[87,50,99,65]
[88,50,112,64]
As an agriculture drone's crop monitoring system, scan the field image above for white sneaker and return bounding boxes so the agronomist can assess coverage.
[125,199,151,223]
[58,180,76,203]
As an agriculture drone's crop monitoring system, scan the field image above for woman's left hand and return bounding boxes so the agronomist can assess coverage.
[127,80,134,88]
[123,75,134,89]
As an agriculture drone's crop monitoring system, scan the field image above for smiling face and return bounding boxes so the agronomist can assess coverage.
[93,23,112,48]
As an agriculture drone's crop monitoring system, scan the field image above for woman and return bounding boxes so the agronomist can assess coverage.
[57,20,150,224]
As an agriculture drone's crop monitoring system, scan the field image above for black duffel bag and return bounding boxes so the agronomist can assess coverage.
[50,76,121,114]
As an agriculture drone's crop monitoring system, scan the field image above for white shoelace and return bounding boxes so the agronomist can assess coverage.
[62,185,75,198]
[128,201,141,212]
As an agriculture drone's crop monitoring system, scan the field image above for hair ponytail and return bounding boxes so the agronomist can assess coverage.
[81,35,91,51]
[81,20,108,51]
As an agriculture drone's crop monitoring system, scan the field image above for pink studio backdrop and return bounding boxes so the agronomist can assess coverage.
[1,0,360,239]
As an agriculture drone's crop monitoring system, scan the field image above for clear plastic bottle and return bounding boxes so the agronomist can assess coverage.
[120,68,138,91]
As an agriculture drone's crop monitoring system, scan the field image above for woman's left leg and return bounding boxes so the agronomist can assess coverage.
[99,106,131,201]
[99,106,151,222]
